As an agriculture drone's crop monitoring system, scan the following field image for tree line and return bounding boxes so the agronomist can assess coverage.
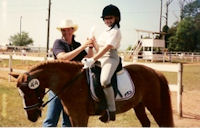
[163,0,200,52]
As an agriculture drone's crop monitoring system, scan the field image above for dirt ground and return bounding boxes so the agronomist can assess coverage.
[171,90,200,127]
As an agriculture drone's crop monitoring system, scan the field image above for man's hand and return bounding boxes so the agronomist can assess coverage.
[82,39,94,49]
[81,58,95,69]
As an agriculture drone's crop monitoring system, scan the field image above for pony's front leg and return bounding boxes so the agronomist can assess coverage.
[62,104,89,126]
[70,115,89,127]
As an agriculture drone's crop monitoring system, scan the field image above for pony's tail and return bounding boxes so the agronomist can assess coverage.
[158,72,174,127]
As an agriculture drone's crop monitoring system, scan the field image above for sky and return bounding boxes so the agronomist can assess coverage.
[0,0,181,50]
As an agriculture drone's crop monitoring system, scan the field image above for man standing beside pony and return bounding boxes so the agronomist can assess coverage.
[43,19,95,127]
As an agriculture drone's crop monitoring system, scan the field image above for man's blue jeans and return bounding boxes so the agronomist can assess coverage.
[43,90,71,127]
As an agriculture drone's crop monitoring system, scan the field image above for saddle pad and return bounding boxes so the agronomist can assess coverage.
[89,68,135,101]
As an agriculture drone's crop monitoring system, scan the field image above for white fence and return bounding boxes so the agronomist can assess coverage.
[0,54,53,82]
[123,62,183,117]
[122,51,200,62]
[0,54,53,61]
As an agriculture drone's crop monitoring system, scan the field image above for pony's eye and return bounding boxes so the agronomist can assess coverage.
[18,88,24,97]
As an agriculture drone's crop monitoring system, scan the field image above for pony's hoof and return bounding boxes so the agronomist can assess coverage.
[99,110,115,123]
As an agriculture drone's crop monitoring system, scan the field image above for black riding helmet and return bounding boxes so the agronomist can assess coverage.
[101,4,121,28]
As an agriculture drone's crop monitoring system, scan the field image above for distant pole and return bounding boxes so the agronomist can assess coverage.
[179,0,186,20]
[46,0,51,55]
[165,0,174,26]
[166,2,168,26]
[20,16,22,36]
[9,55,12,82]
[159,0,163,32]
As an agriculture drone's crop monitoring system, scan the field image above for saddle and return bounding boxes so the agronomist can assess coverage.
[86,58,135,114]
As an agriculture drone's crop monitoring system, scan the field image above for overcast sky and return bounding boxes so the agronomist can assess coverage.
[0,0,181,50]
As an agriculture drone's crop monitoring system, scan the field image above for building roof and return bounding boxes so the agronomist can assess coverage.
[135,29,167,35]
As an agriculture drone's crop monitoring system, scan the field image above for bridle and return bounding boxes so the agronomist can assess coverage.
[20,70,83,111]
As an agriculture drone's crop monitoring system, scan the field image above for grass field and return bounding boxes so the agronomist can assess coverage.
[0,59,39,70]
[0,59,199,127]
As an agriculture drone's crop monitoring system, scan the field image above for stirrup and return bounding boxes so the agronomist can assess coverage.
[99,109,116,123]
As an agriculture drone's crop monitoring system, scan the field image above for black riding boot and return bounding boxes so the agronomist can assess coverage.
[99,109,116,122]
[99,86,116,122]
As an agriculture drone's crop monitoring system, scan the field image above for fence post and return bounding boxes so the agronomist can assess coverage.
[177,63,183,117]
[169,52,172,62]
[44,56,47,61]
[191,53,194,62]
[163,52,166,63]
[8,55,13,82]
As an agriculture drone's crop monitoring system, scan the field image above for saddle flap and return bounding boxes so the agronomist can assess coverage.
[88,68,135,102]
[116,69,135,101]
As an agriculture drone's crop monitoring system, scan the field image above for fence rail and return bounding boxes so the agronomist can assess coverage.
[0,54,53,61]
[0,54,53,82]
[123,62,183,117]
[122,51,200,62]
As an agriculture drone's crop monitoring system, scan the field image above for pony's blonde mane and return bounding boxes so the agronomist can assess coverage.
[29,60,83,72]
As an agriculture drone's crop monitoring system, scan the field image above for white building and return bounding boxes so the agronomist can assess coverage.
[132,29,166,62]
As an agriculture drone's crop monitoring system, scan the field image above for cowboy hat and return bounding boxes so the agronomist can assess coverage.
[56,19,78,32]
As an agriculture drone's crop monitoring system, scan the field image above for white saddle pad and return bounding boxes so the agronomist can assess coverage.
[89,68,135,102]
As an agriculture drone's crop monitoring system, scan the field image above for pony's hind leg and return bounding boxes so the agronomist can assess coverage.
[145,96,173,127]
[145,72,174,127]
[133,102,150,127]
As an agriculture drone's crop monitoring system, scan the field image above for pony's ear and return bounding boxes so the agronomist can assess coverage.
[9,72,20,79]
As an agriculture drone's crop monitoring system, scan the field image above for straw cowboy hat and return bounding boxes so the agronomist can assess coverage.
[56,19,78,32]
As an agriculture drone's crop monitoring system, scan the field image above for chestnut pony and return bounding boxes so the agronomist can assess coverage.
[11,60,174,127]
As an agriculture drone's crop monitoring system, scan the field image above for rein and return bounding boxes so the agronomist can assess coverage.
[42,70,83,107]
[23,70,84,111]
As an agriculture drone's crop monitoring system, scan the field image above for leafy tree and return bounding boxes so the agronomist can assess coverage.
[167,0,200,52]
[166,22,178,51]
[194,13,200,50]
[168,17,197,51]
[126,45,132,51]
[176,17,196,51]
[168,35,179,51]
[182,0,200,18]
[9,31,33,46]
[162,25,169,48]
[162,25,169,33]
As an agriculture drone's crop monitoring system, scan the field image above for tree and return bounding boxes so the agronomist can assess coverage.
[162,25,170,48]
[167,0,200,52]
[165,22,178,51]
[126,45,132,51]
[194,13,200,50]
[168,17,197,51]
[9,31,33,46]
[182,0,200,18]
[168,22,179,51]
[179,0,194,20]
[176,17,196,51]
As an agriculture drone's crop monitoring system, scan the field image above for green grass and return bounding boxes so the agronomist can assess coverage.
[0,59,40,70]
[182,64,200,91]
[162,64,200,91]
[0,62,199,126]
[0,80,45,127]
